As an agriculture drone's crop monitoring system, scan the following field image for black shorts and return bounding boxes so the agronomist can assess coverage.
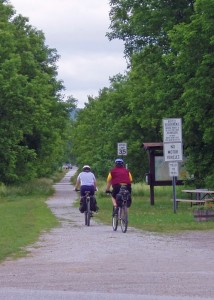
[112,184,131,199]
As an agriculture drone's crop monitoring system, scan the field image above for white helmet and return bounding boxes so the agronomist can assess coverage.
[115,158,124,166]
[82,165,91,171]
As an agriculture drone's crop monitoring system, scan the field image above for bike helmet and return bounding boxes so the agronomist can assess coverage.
[82,165,91,171]
[115,158,124,166]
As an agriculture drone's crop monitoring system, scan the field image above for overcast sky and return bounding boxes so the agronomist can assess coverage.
[9,0,127,108]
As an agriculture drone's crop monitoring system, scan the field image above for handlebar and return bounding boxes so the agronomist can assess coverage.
[105,190,112,195]
[74,188,98,192]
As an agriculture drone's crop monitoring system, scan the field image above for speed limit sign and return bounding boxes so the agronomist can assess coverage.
[117,143,127,156]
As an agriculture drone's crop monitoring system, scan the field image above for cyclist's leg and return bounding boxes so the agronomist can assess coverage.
[86,195,91,225]
[79,186,87,212]
[85,186,98,212]
[112,184,120,215]
[112,206,118,231]
[79,196,85,213]
[127,184,132,207]
[112,200,118,216]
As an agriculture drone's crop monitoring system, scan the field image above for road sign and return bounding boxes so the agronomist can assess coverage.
[162,118,183,213]
[163,118,182,143]
[169,162,179,177]
[164,143,183,162]
[117,143,127,156]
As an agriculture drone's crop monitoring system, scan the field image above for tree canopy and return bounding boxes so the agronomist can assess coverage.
[107,0,195,56]
[71,0,214,187]
[0,1,76,183]
[1,0,213,187]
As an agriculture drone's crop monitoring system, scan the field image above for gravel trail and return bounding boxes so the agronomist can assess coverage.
[0,168,213,300]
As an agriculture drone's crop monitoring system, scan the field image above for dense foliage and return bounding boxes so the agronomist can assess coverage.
[1,0,213,187]
[71,0,214,186]
[0,1,75,183]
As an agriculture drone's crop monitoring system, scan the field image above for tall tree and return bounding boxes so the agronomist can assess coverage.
[107,0,195,56]
[0,2,75,183]
[71,75,147,181]
[167,0,214,186]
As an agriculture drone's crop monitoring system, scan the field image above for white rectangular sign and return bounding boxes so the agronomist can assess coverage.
[164,143,183,162]
[163,118,182,143]
[169,162,179,177]
[117,143,127,156]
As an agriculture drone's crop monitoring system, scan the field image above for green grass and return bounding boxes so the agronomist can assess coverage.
[93,181,214,233]
[1,172,213,262]
[0,175,63,262]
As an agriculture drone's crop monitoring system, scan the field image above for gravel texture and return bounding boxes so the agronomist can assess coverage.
[0,168,213,299]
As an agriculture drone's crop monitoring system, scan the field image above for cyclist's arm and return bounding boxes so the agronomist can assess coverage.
[75,176,81,190]
[93,176,97,190]
[129,172,133,183]
[106,173,112,191]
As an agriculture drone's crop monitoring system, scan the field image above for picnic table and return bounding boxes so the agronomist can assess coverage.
[182,189,214,201]
[175,189,214,207]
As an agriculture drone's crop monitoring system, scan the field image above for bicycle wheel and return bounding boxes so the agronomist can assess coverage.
[120,205,128,233]
[85,199,91,226]
[112,207,118,231]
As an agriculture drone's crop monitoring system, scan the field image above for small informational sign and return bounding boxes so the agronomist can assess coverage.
[162,118,183,213]
[154,156,188,181]
[164,143,183,162]
[163,118,182,143]
[117,143,127,156]
[169,162,179,177]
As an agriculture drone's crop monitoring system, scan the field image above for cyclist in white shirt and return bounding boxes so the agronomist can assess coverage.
[75,165,98,213]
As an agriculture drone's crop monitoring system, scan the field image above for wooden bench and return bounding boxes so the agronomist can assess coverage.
[172,199,205,208]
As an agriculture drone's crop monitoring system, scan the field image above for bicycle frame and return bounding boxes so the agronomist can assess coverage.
[112,186,129,233]
[76,189,92,226]
[119,199,128,233]
[84,191,91,226]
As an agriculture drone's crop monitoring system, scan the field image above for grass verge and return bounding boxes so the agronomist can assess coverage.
[0,170,66,262]
[93,181,214,233]
[1,172,213,262]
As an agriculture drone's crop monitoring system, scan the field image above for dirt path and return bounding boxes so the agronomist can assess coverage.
[0,169,213,299]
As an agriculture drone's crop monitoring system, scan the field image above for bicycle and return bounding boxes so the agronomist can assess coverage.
[84,190,93,226]
[108,186,130,233]
[76,190,95,226]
